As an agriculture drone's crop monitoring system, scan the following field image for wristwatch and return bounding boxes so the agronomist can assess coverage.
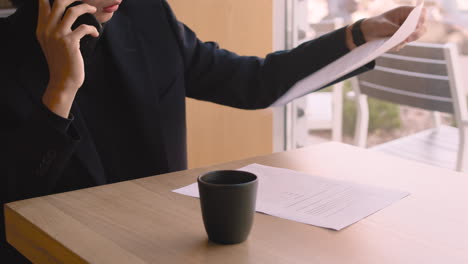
[352,19,367,47]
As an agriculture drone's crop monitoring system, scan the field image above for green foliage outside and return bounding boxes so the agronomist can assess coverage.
[341,81,401,137]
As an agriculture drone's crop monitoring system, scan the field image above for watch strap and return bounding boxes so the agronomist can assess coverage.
[352,19,367,47]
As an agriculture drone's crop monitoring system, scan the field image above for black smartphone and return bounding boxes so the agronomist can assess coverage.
[49,0,102,59]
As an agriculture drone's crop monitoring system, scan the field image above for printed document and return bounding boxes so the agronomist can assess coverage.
[271,0,425,106]
[173,164,409,230]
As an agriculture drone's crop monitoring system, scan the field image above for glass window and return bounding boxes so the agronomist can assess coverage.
[287,0,468,171]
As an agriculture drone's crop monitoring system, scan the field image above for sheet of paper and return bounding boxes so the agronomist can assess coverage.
[271,0,425,106]
[173,164,409,230]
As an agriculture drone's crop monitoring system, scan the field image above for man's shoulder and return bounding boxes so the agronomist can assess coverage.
[0,8,37,82]
[0,14,28,64]
[122,0,164,12]
[0,16,11,35]
[0,17,13,63]
[122,0,177,22]
[120,0,179,34]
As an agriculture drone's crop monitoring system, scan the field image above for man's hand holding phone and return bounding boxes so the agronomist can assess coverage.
[38,0,99,118]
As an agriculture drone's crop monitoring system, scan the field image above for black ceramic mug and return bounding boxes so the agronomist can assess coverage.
[197,170,258,244]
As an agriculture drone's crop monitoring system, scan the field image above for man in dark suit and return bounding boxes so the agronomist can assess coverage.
[0,0,426,262]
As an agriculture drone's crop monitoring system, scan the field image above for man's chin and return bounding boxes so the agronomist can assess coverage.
[96,13,115,24]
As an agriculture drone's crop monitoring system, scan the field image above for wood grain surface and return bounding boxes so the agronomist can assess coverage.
[5,142,468,263]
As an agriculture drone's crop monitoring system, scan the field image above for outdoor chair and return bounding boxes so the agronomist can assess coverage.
[352,42,468,172]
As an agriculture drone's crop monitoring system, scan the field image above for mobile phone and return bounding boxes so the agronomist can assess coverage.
[49,0,102,59]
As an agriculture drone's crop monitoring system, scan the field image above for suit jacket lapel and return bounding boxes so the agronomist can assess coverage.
[104,8,157,107]
[71,104,107,185]
[103,8,170,174]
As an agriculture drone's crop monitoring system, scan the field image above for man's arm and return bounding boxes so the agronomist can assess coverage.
[163,2,357,109]
[162,1,426,109]
[0,76,81,202]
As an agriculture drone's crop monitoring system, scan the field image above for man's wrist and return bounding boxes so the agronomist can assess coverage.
[42,86,77,119]
[346,19,370,51]
[351,19,367,46]
[346,24,357,51]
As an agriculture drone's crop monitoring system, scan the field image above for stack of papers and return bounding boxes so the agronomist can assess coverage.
[173,164,409,230]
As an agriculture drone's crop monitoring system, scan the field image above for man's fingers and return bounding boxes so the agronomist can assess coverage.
[37,0,51,24]
[59,4,97,34]
[37,0,51,39]
[395,5,427,44]
[393,42,407,52]
[406,25,427,43]
[388,6,414,26]
[69,24,100,41]
[369,4,426,46]
[380,6,416,37]
[406,14,427,43]
[384,21,400,37]
[420,7,427,26]
[48,0,79,30]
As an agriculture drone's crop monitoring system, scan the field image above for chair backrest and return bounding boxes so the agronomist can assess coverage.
[354,42,467,122]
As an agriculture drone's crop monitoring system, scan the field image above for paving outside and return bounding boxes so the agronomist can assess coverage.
[307,106,453,148]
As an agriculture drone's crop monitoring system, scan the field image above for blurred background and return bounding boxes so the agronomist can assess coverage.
[290,0,468,150]
[0,0,10,8]
[0,0,13,17]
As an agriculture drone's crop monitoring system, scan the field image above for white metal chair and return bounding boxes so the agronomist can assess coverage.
[293,19,344,148]
[352,42,468,171]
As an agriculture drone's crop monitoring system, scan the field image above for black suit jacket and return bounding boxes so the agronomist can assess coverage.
[0,0,373,261]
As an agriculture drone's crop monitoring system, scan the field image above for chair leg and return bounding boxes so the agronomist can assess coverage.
[332,83,343,142]
[433,111,442,129]
[292,97,307,150]
[354,94,369,148]
[456,125,468,172]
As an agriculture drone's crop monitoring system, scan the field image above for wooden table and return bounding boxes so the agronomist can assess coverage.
[5,142,468,263]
